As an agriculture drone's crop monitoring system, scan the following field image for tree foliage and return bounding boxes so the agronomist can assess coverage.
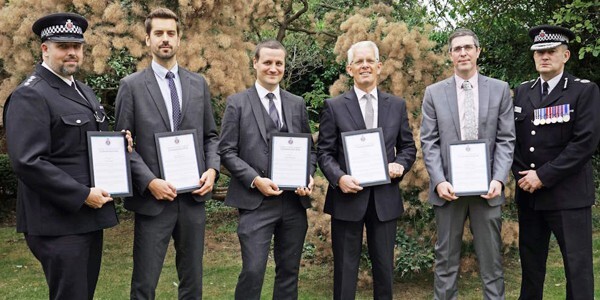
[0,0,260,124]
[553,0,600,59]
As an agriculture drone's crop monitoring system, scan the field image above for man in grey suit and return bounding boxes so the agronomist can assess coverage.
[420,28,515,300]
[114,8,219,300]
[219,40,316,300]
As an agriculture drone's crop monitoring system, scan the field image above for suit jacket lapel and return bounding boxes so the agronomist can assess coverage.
[144,68,171,130]
[344,88,366,129]
[443,77,461,138]
[36,65,91,109]
[281,90,294,133]
[477,74,489,137]
[179,69,191,119]
[527,77,542,108]
[248,86,268,144]
[377,89,391,128]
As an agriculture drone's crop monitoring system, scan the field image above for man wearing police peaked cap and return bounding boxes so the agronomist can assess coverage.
[512,24,600,300]
[4,12,131,300]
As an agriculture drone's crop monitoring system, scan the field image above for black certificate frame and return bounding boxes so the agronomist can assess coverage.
[154,129,201,194]
[87,131,132,197]
[341,128,391,187]
[448,139,491,196]
[268,132,311,191]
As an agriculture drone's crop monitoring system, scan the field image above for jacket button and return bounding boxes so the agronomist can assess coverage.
[529,147,535,152]
[531,130,536,135]
[530,163,535,168]
[76,119,81,124]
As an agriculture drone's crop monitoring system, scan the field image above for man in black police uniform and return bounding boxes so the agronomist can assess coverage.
[4,13,120,300]
[512,25,600,300]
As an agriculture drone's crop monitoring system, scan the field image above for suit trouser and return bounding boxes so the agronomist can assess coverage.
[433,197,504,300]
[331,194,397,300]
[517,205,593,300]
[130,194,205,300]
[25,230,104,300]
[234,195,308,300]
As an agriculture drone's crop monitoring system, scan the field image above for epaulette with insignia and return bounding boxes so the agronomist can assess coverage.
[574,78,591,83]
[521,78,535,85]
[21,75,40,87]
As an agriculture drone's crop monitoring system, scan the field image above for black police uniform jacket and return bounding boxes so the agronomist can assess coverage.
[4,64,118,236]
[512,72,600,210]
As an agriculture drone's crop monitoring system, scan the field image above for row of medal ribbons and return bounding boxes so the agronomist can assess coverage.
[533,104,571,126]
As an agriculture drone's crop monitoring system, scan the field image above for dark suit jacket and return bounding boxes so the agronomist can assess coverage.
[114,66,220,216]
[512,72,600,210]
[219,86,317,210]
[5,64,117,236]
[317,88,416,222]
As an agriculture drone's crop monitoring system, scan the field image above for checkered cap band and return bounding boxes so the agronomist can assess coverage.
[533,31,569,44]
[40,23,83,39]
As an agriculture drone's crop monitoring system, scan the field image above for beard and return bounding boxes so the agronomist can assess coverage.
[59,64,80,76]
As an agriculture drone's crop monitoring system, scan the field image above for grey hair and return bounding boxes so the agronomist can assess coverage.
[448,28,480,52]
[347,41,380,65]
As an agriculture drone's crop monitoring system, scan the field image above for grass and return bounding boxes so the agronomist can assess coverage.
[0,212,599,299]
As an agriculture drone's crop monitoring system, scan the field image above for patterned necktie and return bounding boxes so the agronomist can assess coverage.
[363,94,374,129]
[166,71,181,131]
[462,81,477,140]
[266,93,281,128]
[542,81,549,101]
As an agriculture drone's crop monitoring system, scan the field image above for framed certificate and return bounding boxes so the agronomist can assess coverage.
[269,133,311,190]
[448,140,490,196]
[341,128,390,187]
[87,131,132,197]
[155,130,201,193]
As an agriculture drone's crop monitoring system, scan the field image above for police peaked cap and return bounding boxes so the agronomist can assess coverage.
[32,12,88,43]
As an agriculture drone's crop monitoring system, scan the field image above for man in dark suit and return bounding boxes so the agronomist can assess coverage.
[317,41,416,300]
[4,13,122,300]
[420,28,515,299]
[219,39,317,300]
[114,8,219,300]
[512,25,600,300]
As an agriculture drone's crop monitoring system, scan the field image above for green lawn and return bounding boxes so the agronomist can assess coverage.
[0,216,598,299]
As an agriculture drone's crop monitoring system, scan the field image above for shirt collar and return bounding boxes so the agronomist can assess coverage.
[152,60,179,79]
[455,73,479,90]
[540,72,563,92]
[255,81,281,100]
[353,86,378,101]
[42,62,74,85]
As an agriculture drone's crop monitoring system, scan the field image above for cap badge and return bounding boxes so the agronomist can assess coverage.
[66,19,73,29]
[538,30,546,38]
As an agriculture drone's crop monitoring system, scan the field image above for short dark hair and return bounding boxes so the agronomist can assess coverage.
[145,8,180,35]
[448,28,480,52]
[253,40,286,60]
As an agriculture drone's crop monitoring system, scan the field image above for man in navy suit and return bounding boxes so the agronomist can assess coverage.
[219,39,317,300]
[114,8,219,300]
[317,41,416,300]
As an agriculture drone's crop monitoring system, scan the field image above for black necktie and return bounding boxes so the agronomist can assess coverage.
[166,71,181,131]
[542,82,549,101]
[266,93,281,128]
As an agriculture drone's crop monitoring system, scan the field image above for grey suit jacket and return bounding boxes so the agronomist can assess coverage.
[114,66,220,216]
[219,86,317,210]
[420,74,515,206]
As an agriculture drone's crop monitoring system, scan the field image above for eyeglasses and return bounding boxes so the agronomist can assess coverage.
[451,44,477,53]
[351,59,378,66]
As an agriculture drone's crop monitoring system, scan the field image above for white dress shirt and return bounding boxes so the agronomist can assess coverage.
[255,82,283,127]
[353,86,378,128]
[152,60,183,131]
[540,72,563,95]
